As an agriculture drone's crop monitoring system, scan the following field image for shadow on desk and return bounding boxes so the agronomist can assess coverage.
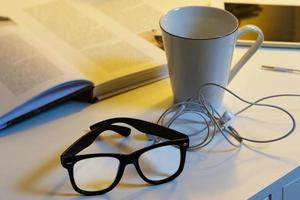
[16,148,76,198]
[0,101,89,137]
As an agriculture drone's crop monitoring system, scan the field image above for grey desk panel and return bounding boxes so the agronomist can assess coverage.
[249,167,300,200]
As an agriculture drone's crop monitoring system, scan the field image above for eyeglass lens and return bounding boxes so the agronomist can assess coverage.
[73,157,120,192]
[138,144,181,181]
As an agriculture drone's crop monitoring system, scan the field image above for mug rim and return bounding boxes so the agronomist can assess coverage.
[159,6,239,40]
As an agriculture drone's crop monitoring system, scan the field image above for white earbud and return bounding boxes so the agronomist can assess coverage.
[222,111,236,128]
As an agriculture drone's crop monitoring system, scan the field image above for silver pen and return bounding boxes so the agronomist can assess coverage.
[261,65,300,74]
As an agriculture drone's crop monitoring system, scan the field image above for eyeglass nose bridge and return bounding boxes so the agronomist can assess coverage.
[119,152,147,183]
[121,153,137,165]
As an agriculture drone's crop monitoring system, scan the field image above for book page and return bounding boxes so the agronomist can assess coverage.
[0,0,204,84]
[0,0,205,115]
[85,0,209,45]
[0,0,164,84]
[0,24,84,115]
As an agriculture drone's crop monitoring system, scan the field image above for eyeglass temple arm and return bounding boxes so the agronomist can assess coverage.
[123,118,188,141]
[91,118,187,141]
[61,125,131,158]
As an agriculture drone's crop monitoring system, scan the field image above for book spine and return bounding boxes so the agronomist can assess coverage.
[4,85,96,129]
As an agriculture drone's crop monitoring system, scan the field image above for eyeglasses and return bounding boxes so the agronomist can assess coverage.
[61,117,189,195]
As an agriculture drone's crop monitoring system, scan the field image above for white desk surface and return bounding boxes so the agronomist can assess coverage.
[1,46,300,200]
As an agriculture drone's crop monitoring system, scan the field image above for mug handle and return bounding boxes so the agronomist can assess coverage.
[228,25,264,83]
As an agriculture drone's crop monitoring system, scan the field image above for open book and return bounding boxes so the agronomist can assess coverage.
[0,0,203,130]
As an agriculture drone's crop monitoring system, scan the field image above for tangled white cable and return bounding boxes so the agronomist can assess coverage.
[157,83,296,150]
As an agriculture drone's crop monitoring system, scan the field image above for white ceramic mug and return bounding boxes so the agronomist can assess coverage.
[160,6,264,107]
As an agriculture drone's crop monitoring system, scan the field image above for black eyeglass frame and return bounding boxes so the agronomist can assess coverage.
[61,117,189,195]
